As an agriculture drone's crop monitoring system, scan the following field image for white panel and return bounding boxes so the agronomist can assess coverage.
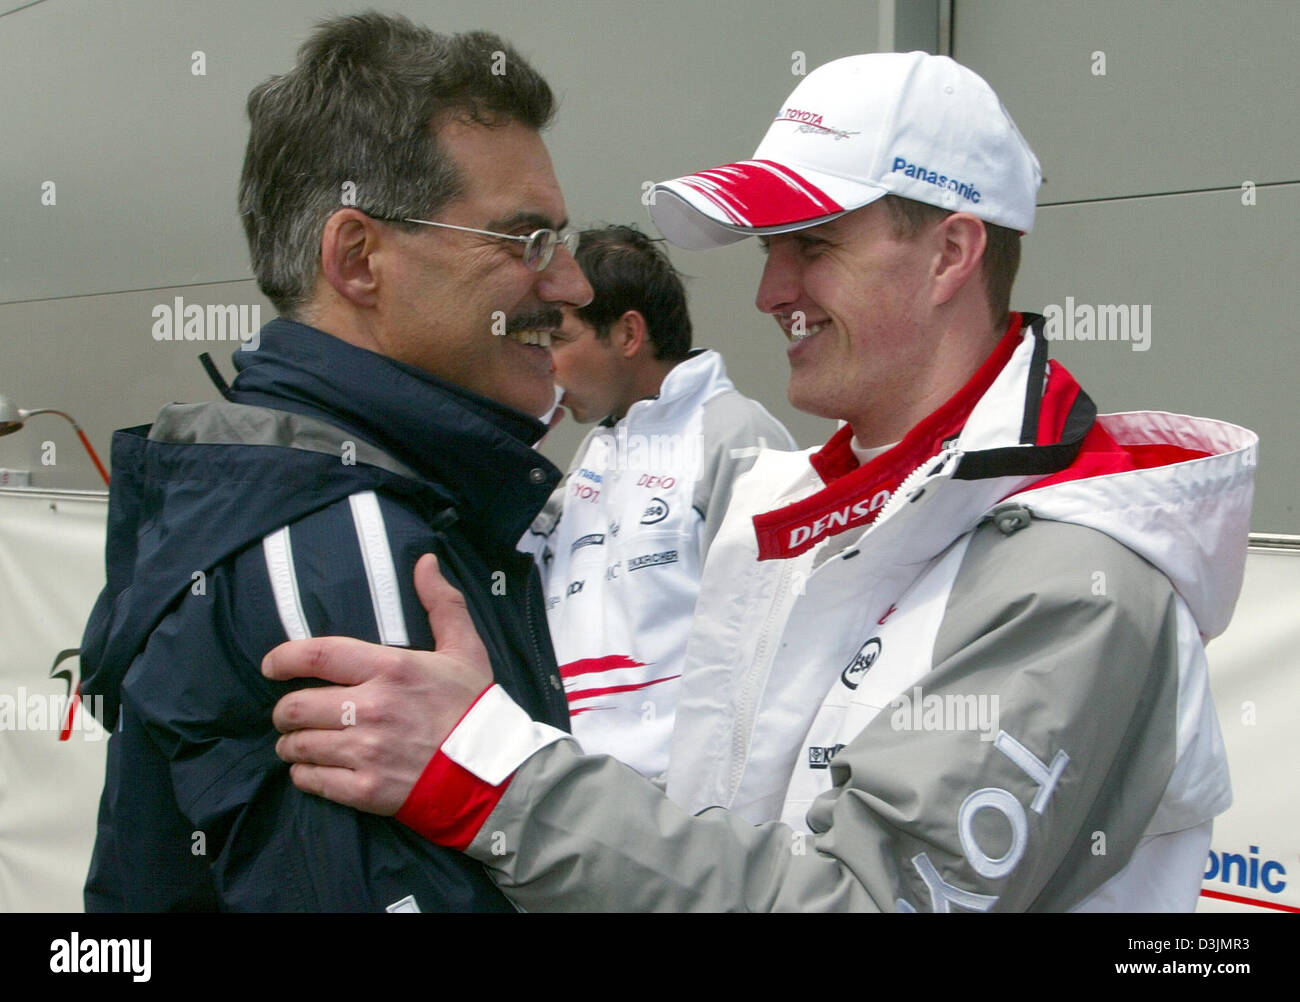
[1198,544,1300,912]
[0,489,108,912]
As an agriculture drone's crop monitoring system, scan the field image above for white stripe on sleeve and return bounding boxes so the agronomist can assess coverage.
[263,526,311,641]
[349,491,410,647]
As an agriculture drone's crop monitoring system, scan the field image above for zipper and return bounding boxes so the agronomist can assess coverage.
[522,558,568,727]
[872,445,963,526]
[727,553,799,804]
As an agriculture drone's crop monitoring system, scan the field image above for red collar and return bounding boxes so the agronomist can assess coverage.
[753,314,1034,560]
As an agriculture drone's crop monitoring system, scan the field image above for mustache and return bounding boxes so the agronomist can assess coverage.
[505,308,563,334]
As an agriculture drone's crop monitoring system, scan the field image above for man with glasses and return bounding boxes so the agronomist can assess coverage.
[81,13,590,911]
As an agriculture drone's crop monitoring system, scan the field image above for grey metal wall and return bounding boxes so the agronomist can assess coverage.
[2,0,877,490]
[953,0,1298,531]
[3,1,1295,531]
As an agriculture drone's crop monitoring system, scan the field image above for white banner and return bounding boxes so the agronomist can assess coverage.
[1197,539,1300,912]
[0,488,108,912]
[1,484,1296,912]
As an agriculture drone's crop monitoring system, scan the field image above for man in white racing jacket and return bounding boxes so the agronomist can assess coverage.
[265,52,1257,912]
[526,225,794,779]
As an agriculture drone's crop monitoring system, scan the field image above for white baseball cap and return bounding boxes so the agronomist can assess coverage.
[648,52,1043,249]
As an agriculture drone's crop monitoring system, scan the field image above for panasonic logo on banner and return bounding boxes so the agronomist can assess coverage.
[889,157,981,204]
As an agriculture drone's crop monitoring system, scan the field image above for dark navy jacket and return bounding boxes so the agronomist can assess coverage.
[82,319,569,911]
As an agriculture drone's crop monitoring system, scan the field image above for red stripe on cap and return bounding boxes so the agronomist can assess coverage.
[678,177,749,225]
[746,160,843,214]
[676,160,844,228]
[695,169,763,221]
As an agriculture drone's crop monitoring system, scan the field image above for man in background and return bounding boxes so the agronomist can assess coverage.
[527,224,793,779]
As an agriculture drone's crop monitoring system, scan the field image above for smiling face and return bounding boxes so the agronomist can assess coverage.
[755,199,951,444]
[374,118,592,417]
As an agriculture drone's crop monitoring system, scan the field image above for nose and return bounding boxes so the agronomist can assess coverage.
[537,244,594,308]
[755,239,799,316]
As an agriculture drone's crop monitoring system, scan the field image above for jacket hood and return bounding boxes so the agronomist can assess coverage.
[750,313,1257,639]
[81,422,441,728]
[954,312,1255,638]
[82,320,562,728]
[1014,410,1255,639]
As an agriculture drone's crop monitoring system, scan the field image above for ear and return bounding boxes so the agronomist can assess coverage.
[612,310,649,360]
[319,209,383,308]
[929,213,987,309]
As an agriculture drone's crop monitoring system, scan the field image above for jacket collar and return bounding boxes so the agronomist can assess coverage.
[228,318,560,549]
[647,349,731,411]
[600,349,734,427]
[752,314,1096,560]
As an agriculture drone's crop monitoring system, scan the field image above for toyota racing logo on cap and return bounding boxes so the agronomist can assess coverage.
[775,107,860,141]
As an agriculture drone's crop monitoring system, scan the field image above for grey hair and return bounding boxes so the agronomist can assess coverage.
[238,12,555,317]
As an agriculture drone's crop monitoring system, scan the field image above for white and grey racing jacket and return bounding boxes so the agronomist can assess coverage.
[523,349,794,778]
[404,314,1257,912]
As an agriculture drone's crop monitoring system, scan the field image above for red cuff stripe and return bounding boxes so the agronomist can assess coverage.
[393,684,504,850]
[395,749,512,851]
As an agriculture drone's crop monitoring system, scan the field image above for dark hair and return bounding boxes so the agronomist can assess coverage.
[574,225,693,361]
[880,194,1022,329]
[238,12,555,317]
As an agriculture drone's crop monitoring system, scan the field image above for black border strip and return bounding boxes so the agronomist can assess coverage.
[954,388,1096,481]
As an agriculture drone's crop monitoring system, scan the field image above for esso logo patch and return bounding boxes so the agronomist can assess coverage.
[841,638,881,690]
[636,474,676,490]
[640,498,670,525]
